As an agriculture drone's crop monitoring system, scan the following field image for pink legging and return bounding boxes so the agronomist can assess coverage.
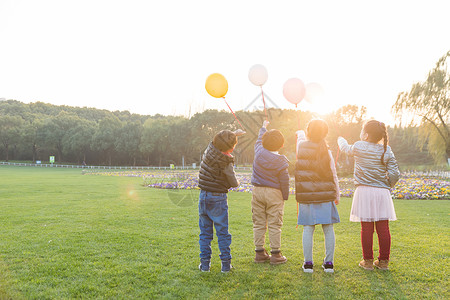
[361,220,391,260]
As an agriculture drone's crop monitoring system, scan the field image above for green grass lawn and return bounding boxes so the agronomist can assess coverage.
[0,166,448,299]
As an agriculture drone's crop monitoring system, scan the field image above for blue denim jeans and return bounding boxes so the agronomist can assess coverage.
[198,190,232,261]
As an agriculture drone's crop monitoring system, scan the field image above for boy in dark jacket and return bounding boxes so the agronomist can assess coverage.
[251,120,290,265]
[198,129,244,273]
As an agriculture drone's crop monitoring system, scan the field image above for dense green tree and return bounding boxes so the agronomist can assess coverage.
[20,119,42,162]
[0,115,24,161]
[166,118,192,165]
[0,98,443,167]
[92,116,122,165]
[38,112,81,162]
[140,118,170,166]
[64,119,96,164]
[115,121,142,166]
[393,51,450,165]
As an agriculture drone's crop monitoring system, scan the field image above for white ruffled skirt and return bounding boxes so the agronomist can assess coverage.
[350,185,397,222]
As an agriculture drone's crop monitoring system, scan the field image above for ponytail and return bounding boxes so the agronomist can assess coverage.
[363,120,389,166]
[316,139,332,177]
[306,119,332,178]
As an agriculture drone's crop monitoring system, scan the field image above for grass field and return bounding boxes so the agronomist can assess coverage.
[0,166,449,299]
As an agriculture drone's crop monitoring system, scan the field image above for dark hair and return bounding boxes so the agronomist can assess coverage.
[306,119,332,177]
[362,120,389,165]
[213,130,237,152]
[262,129,284,151]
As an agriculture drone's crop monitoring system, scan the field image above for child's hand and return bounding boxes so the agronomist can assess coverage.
[335,199,340,205]
[233,129,246,136]
[263,120,270,128]
[296,130,306,139]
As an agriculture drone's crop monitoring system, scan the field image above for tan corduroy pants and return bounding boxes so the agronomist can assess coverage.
[251,186,285,252]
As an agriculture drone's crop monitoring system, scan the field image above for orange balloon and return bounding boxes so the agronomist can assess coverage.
[205,73,228,98]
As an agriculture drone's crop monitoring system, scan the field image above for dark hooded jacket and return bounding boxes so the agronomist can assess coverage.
[198,142,238,193]
[251,127,290,200]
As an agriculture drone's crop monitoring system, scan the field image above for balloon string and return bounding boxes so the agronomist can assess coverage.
[223,97,244,130]
[334,128,341,168]
[296,107,301,129]
[335,147,340,168]
[335,129,341,168]
[260,86,268,121]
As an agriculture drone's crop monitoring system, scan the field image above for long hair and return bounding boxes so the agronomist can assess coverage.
[362,120,389,165]
[306,119,332,177]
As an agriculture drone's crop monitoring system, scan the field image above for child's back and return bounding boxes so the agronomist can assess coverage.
[199,142,237,193]
[340,140,399,188]
[295,119,340,273]
[250,121,289,265]
[338,120,400,271]
[197,129,242,273]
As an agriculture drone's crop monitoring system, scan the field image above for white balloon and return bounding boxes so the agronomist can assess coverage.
[248,64,268,86]
[305,82,324,103]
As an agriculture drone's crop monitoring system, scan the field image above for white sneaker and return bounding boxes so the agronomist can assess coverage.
[302,261,313,273]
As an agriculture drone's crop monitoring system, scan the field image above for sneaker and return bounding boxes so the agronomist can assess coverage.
[359,259,374,270]
[374,259,389,270]
[270,251,287,265]
[221,259,233,273]
[254,249,271,263]
[199,259,210,272]
[302,261,314,273]
[322,261,334,273]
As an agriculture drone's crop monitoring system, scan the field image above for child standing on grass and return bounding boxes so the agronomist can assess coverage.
[251,120,290,265]
[296,119,340,273]
[197,129,245,273]
[338,120,400,270]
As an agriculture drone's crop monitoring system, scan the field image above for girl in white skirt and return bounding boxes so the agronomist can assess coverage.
[338,120,400,270]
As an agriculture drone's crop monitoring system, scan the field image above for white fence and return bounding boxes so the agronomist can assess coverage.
[2,162,446,176]
[0,161,253,171]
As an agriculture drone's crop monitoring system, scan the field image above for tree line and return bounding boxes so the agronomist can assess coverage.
[0,100,436,169]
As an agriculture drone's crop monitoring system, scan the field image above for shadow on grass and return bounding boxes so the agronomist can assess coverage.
[167,189,199,207]
[361,268,406,299]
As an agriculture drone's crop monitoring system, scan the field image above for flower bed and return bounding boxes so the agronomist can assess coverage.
[84,170,450,200]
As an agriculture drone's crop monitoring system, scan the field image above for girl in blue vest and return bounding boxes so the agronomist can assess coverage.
[296,119,340,273]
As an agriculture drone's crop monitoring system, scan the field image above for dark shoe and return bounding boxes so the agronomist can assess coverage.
[254,249,271,263]
[322,261,334,273]
[270,251,287,265]
[221,259,233,273]
[199,259,210,272]
[302,261,314,273]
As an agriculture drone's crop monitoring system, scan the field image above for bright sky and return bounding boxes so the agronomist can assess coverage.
[1,0,449,124]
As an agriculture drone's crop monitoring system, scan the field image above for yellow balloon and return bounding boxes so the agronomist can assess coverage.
[205,73,228,98]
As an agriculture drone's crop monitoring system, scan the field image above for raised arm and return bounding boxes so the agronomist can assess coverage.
[337,136,354,156]
[255,121,269,151]
[296,130,306,156]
